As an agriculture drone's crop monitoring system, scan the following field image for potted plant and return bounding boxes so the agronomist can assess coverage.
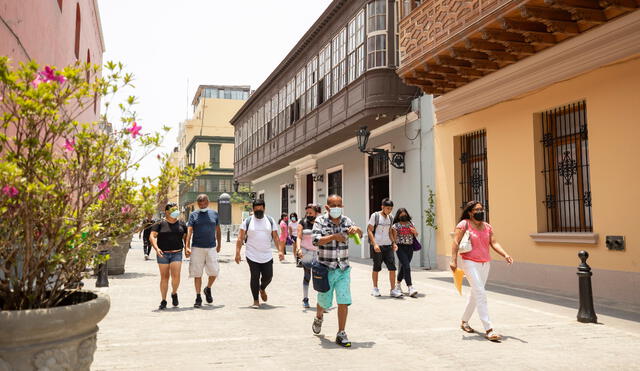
[0,58,164,370]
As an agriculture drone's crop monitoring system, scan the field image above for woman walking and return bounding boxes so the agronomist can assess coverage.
[295,204,322,308]
[450,201,513,341]
[390,208,419,297]
[279,212,289,255]
[150,203,188,310]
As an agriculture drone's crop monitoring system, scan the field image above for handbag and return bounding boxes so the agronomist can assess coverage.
[458,220,473,254]
[410,223,422,251]
[311,261,330,293]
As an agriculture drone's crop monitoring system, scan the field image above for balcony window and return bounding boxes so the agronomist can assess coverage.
[318,43,332,104]
[367,0,386,32]
[348,10,366,83]
[332,28,347,94]
[295,67,306,121]
[306,57,318,112]
[367,34,387,68]
[209,144,221,169]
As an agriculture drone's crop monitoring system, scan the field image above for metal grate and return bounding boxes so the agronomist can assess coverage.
[459,130,489,221]
[541,101,592,232]
[281,186,289,215]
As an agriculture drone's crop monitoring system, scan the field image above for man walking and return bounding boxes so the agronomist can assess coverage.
[368,198,402,298]
[311,195,362,347]
[139,215,154,260]
[235,199,284,308]
[186,194,221,308]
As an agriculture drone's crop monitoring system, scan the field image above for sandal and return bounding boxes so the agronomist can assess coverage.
[485,329,502,342]
[460,321,475,333]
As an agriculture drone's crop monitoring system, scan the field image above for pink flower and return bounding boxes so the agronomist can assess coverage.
[39,66,66,84]
[64,138,75,152]
[126,122,142,138]
[2,185,19,197]
[98,181,110,201]
[31,75,44,88]
[121,205,132,214]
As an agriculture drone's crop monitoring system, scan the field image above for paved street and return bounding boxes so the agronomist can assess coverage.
[88,238,640,370]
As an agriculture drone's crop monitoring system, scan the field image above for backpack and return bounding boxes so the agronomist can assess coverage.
[243,215,276,244]
[372,211,393,236]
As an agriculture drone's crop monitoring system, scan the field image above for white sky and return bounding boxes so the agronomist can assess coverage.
[97,0,333,180]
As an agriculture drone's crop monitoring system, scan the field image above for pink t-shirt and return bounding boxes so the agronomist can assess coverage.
[456,220,493,263]
[279,221,288,242]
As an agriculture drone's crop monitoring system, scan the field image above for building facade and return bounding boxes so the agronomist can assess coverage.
[398,1,640,306]
[231,0,438,266]
[177,85,252,224]
[0,0,105,124]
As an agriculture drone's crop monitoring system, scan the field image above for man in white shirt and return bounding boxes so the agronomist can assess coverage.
[367,198,402,298]
[235,199,284,308]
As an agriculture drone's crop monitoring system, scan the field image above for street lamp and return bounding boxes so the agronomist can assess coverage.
[233,179,239,193]
[356,126,406,173]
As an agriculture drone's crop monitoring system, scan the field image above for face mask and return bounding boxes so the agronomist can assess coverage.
[291,217,297,222]
[398,215,409,222]
[199,207,208,212]
[170,211,180,218]
[306,215,315,223]
[329,207,342,219]
[254,210,264,219]
[473,211,485,221]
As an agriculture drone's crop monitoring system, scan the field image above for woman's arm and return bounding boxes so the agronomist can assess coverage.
[449,227,465,271]
[390,226,397,244]
[150,231,163,257]
[295,223,303,256]
[490,232,513,264]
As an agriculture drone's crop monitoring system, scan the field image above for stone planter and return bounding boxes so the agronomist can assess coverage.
[0,290,110,371]
[107,234,132,275]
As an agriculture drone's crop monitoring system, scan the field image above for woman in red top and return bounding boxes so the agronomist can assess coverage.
[450,201,513,341]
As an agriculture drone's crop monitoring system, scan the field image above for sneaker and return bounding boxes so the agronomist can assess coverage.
[312,316,323,335]
[259,289,268,302]
[395,282,403,293]
[158,300,167,310]
[171,293,179,306]
[335,331,352,347]
[408,286,418,298]
[390,288,403,298]
[204,287,213,303]
[144,254,149,261]
[194,294,202,308]
[302,298,310,308]
[371,287,381,297]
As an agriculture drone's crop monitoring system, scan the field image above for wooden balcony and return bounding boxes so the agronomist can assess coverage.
[398,0,639,95]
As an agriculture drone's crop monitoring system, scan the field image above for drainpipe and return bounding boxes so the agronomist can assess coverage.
[418,98,426,268]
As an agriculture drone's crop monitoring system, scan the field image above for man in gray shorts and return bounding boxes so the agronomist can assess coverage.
[186,194,221,308]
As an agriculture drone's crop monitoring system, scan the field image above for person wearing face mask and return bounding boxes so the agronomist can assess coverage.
[278,213,289,255]
[185,194,221,308]
[311,195,363,348]
[235,199,284,308]
[295,204,322,308]
[451,201,514,342]
[390,208,419,297]
[149,203,188,310]
[288,212,299,260]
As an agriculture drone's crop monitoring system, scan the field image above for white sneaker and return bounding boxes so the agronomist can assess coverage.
[144,254,149,261]
[390,288,403,298]
[371,287,381,297]
[408,286,418,298]
[395,282,403,293]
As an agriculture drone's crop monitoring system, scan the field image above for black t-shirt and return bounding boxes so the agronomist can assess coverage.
[142,218,154,240]
[151,219,187,252]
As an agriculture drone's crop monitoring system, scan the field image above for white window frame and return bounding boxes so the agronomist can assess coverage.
[367,0,388,70]
[332,28,347,94]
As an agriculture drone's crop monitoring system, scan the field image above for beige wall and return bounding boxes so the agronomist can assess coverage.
[194,142,234,169]
[435,56,640,273]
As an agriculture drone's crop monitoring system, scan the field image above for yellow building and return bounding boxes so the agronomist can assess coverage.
[398,3,640,307]
[177,85,252,224]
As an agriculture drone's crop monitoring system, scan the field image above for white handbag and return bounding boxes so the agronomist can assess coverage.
[458,220,473,254]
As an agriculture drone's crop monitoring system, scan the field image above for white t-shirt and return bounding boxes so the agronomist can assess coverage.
[289,221,299,237]
[368,212,393,246]
[241,216,278,263]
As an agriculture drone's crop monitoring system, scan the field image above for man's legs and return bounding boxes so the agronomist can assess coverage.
[247,258,261,303]
[259,260,273,302]
[337,304,348,332]
[194,277,202,293]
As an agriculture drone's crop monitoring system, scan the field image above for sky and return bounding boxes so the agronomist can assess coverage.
[97,0,333,180]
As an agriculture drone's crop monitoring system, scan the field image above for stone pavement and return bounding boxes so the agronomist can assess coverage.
[87,237,640,370]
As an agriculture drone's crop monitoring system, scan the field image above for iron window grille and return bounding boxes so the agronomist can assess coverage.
[328,170,343,197]
[459,130,490,222]
[541,101,592,232]
[281,186,289,215]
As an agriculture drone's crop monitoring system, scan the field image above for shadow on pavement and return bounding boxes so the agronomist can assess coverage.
[461,333,529,343]
[316,335,376,349]
[109,272,155,280]
[237,304,285,310]
[429,277,640,323]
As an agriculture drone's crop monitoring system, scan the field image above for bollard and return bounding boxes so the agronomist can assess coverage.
[577,250,597,323]
[226,226,231,243]
[95,250,110,288]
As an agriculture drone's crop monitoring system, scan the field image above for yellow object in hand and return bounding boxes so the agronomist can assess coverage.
[349,233,361,245]
[453,268,464,295]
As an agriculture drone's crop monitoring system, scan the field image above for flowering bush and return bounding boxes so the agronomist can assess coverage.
[0,58,189,310]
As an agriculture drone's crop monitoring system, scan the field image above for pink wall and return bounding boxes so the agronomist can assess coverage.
[0,0,105,123]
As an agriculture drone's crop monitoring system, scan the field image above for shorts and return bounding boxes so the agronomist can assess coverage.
[371,245,397,272]
[317,267,352,309]
[156,251,183,264]
[189,247,220,278]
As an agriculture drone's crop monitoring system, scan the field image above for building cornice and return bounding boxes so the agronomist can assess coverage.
[185,136,234,153]
[433,10,640,124]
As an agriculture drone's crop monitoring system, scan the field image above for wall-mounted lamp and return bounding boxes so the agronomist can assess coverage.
[356,126,406,173]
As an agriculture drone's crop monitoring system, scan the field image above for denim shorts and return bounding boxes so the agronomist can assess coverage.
[156,251,183,264]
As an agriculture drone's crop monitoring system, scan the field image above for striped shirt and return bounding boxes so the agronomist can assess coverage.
[312,214,354,270]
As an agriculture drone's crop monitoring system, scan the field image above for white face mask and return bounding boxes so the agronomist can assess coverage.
[329,207,342,219]
[170,211,180,218]
[198,207,208,212]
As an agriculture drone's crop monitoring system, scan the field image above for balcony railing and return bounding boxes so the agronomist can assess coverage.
[398,0,638,95]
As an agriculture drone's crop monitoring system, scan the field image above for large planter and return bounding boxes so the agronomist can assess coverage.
[0,291,110,371]
[107,234,132,275]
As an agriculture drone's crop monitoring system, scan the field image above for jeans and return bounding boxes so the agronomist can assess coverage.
[396,244,414,286]
[156,251,182,264]
[247,258,274,301]
[460,259,493,331]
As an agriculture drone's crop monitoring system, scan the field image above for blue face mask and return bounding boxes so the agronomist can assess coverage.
[329,207,342,219]
[170,211,180,218]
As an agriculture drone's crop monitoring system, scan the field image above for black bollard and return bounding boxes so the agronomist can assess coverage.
[226,226,231,243]
[577,250,597,323]
[95,250,110,288]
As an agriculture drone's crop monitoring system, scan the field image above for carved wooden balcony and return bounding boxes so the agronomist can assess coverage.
[398,0,639,95]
